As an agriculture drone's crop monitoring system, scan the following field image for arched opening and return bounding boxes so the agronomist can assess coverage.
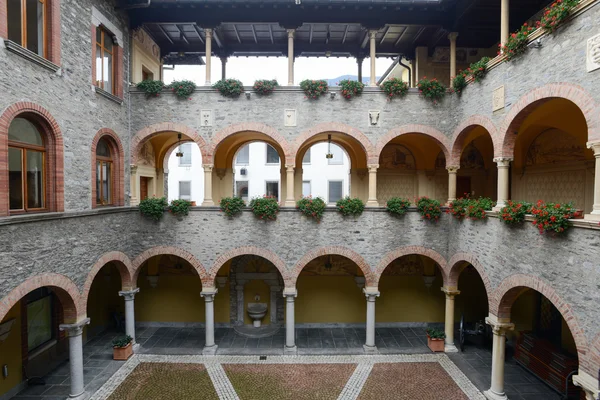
[377,134,449,205]
[453,262,489,349]
[295,132,369,203]
[166,139,204,204]
[92,131,125,208]
[85,262,125,341]
[455,127,495,199]
[510,99,593,212]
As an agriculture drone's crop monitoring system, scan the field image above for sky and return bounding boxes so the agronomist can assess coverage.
[163,56,395,86]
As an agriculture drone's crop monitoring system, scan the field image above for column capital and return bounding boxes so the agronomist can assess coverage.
[586,141,600,155]
[287,29,296,38]
[119,287,140,300]
[485,316,514,335]
[202,164,214,172]
[368,30,378,39]
[446,165,459,173]
[59,318,90,337]
[441,287,460,298]
[363,287,380,300]
[573,370,600,400]
[283,287,298,298]
[200,287,218,301]
[285,164,295,172]
[448,32,459,42]
[493,157,513,167]
[367,164,379,172]
[130,164,138,175]
[204,28,213,38]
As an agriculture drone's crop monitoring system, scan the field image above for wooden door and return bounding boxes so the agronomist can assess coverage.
[140,177,149,201]
[457,176,471,199]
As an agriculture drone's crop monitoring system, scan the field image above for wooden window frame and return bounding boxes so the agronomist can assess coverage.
[91,129,124,209]
[8,129,47,214]
[95,25,115,94]
[95,154,113,206]
[8,0,48,58]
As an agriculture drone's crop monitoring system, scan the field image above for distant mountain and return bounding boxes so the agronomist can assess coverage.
[324,75,381,86]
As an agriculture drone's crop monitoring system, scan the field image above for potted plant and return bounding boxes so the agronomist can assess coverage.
[253,79,278,95]
[426,328,446,352]
[338,79,364,100]
[416,197,442,221]
[168,199,192,218]
[386,197,411,216]
[168,80,196,99]
[380,78,409,100]
[139,196,168,221]
[300,79,328,99]
[297,196,326,222]
[530,201,574,234]
[220,197,246,218]
[336,197,365,217]
[500,201,532,225]
[112,335,133,360]
[417,77,446,104]
[451,72,467,95]
[136,79,165,98]
[213,78,244,97]
[249,196,280,221]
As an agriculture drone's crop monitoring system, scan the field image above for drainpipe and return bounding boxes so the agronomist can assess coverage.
[398,59,412,88]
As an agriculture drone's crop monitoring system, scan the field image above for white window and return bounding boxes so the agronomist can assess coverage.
[178,143,192,166]
[302,181,311,197]
[236,181,249,202]
[266,181,279,200]
[328,180,343,203]
[236,145,249,165]
[179,181,191,200]
[328,143,344,165]
[266,144,280,164]
[303,148,311,164]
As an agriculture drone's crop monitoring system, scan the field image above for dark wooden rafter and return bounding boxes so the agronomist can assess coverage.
[309,24,313,44]
[250,24,258,44]
[192,25,205,44]
[341,24,349,44]
[394,26,408,47]
[379,25,390,46]
[268,24,274,44]
[158,24,174,45]
[232,24,242,43]
[175,25,189,45]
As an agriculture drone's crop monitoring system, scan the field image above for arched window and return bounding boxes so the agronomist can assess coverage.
[8,118,46,212]
[95,138,113,205]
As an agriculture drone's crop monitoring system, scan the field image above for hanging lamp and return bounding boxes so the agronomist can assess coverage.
[326,134,333,159]
[175,133,184,158]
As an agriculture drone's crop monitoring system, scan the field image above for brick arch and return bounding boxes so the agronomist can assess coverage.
[131,246,208,284]
[591,332,600,370]
[374,246,448,287]
[131,122,209,165]
[491,274,591,373]
[498,83,598,158]
[447,253,493,297]
[0,273,82,324]
[449,116,499,166]
[91,128,125,207]
[292,122,376,165]
[375,124,452,166]
[290,246,374,287]
[210,122,292,165]
[207,246,288,287]
[81,251,134,308]
[0,102,64,217]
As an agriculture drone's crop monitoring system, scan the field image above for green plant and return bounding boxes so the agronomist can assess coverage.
[169,80,196,99]
[539,0,579,32]
[338,79,364,100]
[498,23,535,61]
[467,57,491,82]
[136,79,164,97]
[417,77,446,104]
[426,328,446,339]
[448,196,494,220]
[386,197,411,216]
[416,197,442,221]
[447,197,470,219]
[300,79,328,99]
[168,199,192,217]
[530,200,573,234]
[380,78,409,100]
[500,201,532,225]
[336,197,365,217]
[139,196,168,221]
[220,197,246,218]
[213,79,244,97]
[112,335,132,348]
[297,196,326,222]
[253,79,278,95]
[451,72,468,95]
[249,196,280,221]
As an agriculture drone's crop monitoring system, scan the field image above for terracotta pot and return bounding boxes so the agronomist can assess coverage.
[427,335,445,352]
[190,201,197,207]
[113,342,133,360]
[571,209,583,219]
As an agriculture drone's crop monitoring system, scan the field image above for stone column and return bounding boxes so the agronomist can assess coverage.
[163,170,169,199]
[204,28,213,85]
[448,32,459,81]
[366,164,379,207]
[119,288,140,344]
[369,30,377,87]
[493,158,512,211]
[441,287,460,352]
[484,316,514,400]
[287,29,295,86]
[59,318,90,399]
[129,165,138,206]
[447,166,459,203]
[202,164,214,206]
[573,371,600,400]
[283,288,297,353]
[586,142,600,219]
[500,0,509,48]
[220,56,227,80]
[200,288,218,354]
[363,288,380,353]
[357,57,364,84]
[285,165,295,207]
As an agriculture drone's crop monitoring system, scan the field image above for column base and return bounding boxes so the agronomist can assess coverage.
[202,344,218,355]
[366,201,379,208]
[284,200,296,207]
[444,343,459,353]
[363,344,378,354]
[202,200,215,207]
[483,389,508,400]
[584,213,600,221]
[284,345,298,355]
[69,390,87,400]
[133,343,140,353]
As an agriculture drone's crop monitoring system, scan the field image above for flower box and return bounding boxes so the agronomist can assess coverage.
[427,335,445,352]
[571,209,583,219]
[113,342,133,360]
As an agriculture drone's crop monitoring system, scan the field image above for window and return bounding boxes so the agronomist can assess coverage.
[8,117,45,212]
[142,66,153,81]
[235,181,249,202]
[179,181,191,200]
[328,180,343,203]
[8,0,47,57]
[303,148,311,164]
[328,143,344,165]
[266,181,279,200]
[266,144,280,164]
[236,145,249,165]
[95,138,113,205]
[26,289,53,352]
[95,26,115,94]
[302,181,311,197]
[178,143,192,166]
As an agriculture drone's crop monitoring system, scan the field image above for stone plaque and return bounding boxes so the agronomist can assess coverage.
[492,86,505,112]
[284,109,296,127]
[368,110,380,126]
[587,33,600,73]
[201,110,213,127]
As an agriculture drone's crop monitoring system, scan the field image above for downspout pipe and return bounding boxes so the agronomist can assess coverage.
[398,58,412,88]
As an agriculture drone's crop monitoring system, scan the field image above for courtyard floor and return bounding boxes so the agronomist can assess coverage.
[10,327,564,400]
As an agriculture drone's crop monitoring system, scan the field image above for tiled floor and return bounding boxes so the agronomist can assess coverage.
[11,327,566,400]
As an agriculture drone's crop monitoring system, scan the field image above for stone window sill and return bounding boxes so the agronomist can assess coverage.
[95,86,123,105]
[3,40,60,73]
